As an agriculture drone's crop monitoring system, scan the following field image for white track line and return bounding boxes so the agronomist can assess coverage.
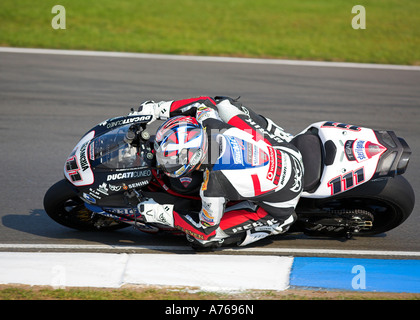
[224,247,420,257]
[1,47,419,71]
[1,244,419,257]
[0,244,193,252]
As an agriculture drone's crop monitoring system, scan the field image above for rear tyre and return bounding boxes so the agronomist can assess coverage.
[310,176,415,235]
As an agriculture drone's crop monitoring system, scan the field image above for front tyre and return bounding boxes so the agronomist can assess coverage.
[43,179,129,231]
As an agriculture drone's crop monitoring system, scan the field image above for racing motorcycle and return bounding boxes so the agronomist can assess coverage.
[43,108,414,246]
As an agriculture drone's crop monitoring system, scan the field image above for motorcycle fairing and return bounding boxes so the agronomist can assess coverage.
[64,131,95,186]
[299,121,388,198]
[63,114,155,205]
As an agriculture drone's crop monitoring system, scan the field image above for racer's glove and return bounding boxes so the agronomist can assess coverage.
[196,105,221,124]
[130,100,173,121]
[137,198,174,227]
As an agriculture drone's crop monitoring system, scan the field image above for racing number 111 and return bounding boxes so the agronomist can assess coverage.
[328,168,365,195]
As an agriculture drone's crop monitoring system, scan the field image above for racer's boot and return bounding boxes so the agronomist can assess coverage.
[214,97,293,143]
[237,213,296,247]
[262,116,294,142]
[186,234,224,251]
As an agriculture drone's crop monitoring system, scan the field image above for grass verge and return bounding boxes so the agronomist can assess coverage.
[0,0,419,65]
[1,284,419,300]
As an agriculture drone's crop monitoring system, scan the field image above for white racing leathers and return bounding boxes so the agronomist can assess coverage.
[149,96,304,247]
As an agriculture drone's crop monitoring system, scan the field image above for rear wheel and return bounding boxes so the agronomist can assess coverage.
[298,175,415,236]
[43,179,129,231]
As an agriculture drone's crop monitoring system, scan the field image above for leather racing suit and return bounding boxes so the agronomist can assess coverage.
[138,96,303,247]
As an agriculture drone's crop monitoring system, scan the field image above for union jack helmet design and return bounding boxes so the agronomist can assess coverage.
[154,116,208,178]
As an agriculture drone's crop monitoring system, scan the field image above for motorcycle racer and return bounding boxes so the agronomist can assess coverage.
[136,96,303,248]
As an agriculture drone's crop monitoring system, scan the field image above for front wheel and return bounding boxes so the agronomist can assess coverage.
[43,179,129,231]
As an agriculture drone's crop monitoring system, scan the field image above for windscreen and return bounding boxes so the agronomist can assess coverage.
[88,125,148,169]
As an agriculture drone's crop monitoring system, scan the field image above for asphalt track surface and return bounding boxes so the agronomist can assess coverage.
[1,49,419,257]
